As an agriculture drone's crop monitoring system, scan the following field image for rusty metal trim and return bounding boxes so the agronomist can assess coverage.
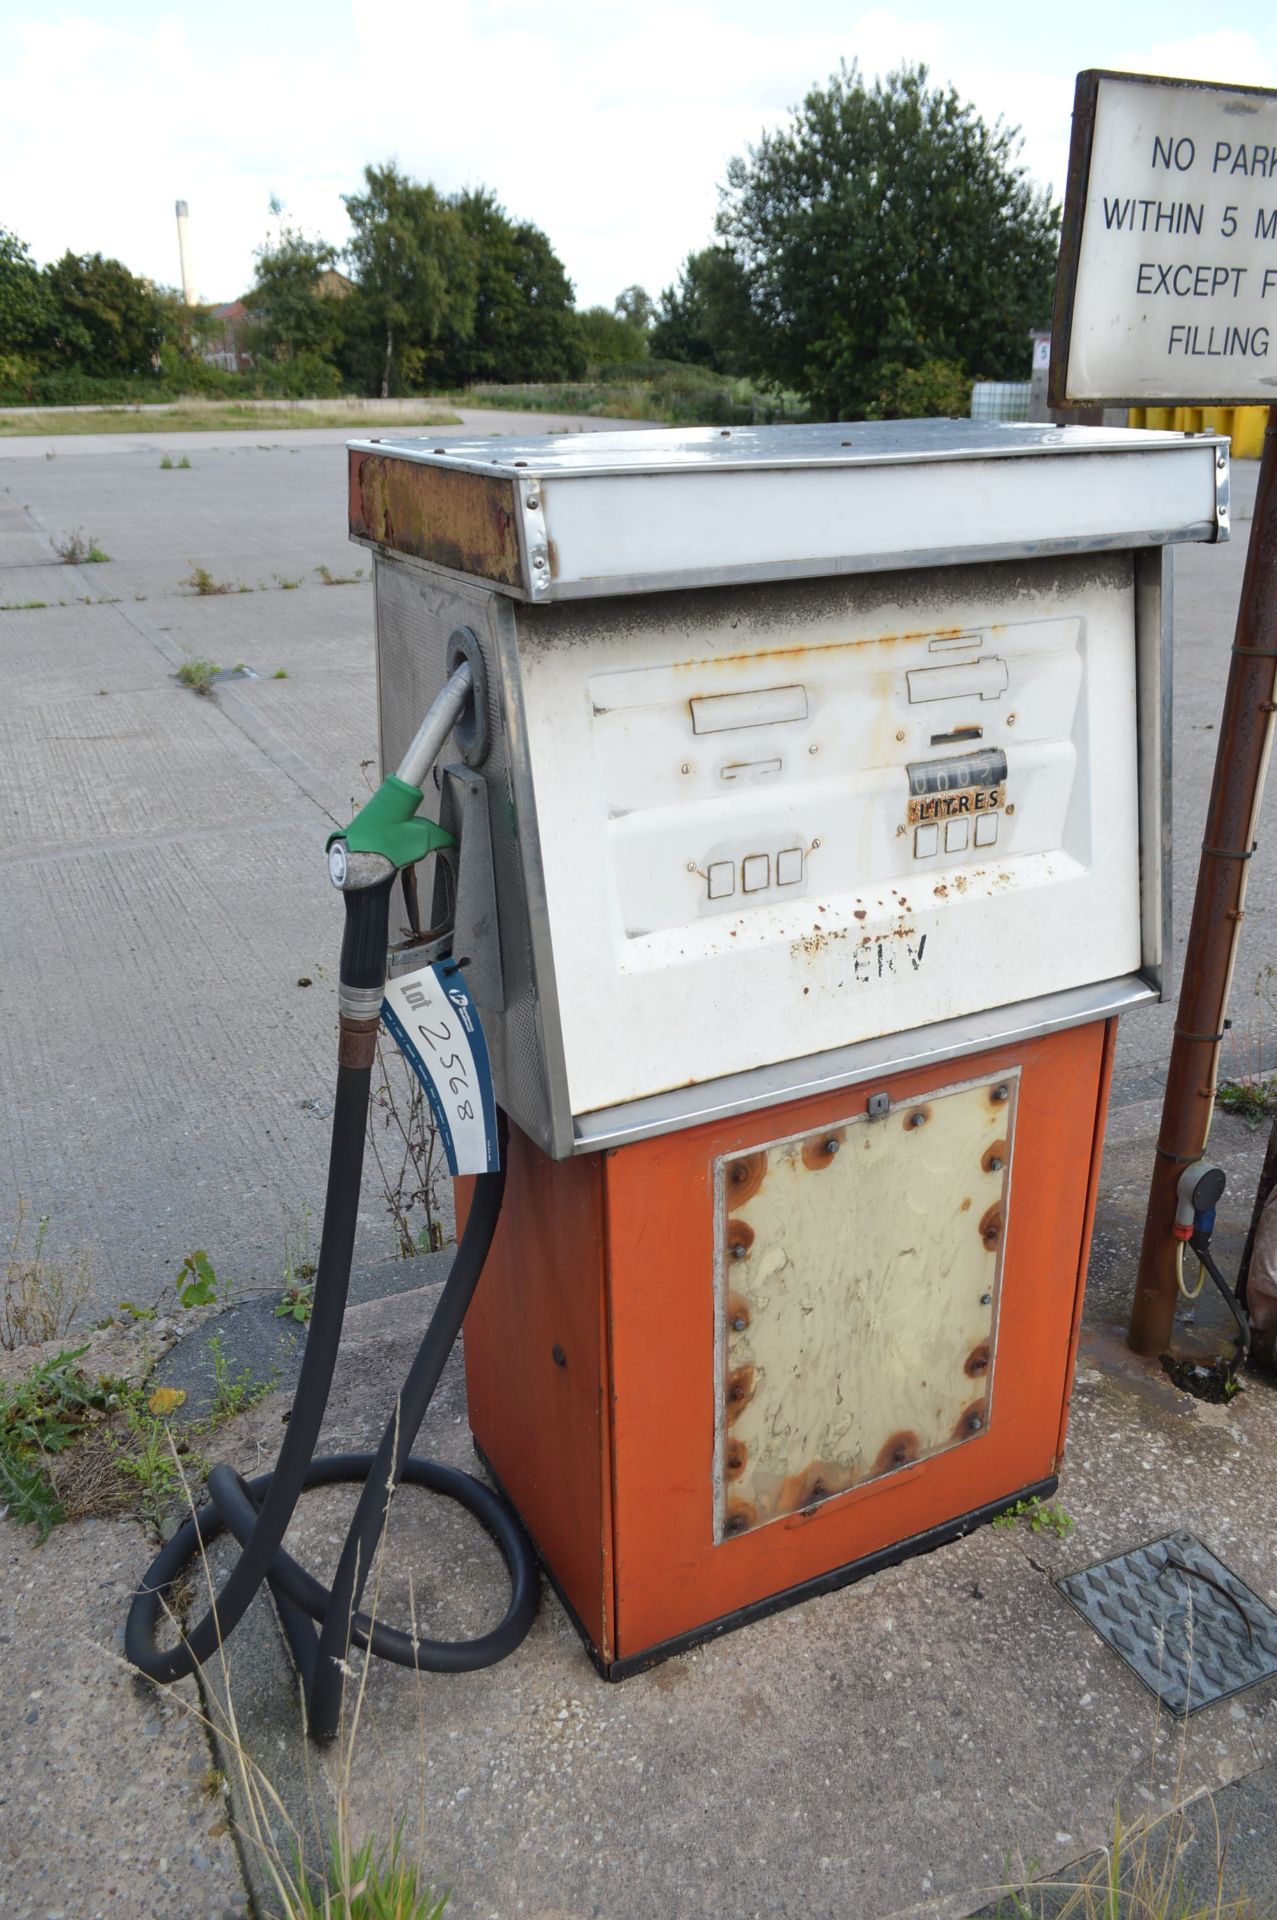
[348,448,525,590]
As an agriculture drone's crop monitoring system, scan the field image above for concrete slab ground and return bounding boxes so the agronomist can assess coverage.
[3,421,1277,1919]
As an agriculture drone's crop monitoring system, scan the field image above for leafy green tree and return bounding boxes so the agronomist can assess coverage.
[437,190,581,385]
[572,305,647,369]
[613,284,655,335]
[251,209,342,367]
[651,247,755,374]
[0,229,50,362]
[717,62,1058,417]
[342,163,477,396]
[41,251,165,377]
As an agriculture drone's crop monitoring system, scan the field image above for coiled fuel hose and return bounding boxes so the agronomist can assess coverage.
[126,670,539,1742]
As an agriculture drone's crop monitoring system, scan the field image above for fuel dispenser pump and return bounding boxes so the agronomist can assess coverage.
[125,420,1230,1717]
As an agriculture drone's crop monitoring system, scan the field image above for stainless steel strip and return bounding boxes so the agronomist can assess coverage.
[571,975,1156,1153]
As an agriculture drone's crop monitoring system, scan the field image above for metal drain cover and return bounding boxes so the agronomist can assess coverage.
[1058,1532,1277,1716]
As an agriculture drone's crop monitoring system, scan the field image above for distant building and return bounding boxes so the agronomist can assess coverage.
[201,300,255,372]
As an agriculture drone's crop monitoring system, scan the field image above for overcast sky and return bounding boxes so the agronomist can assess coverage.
[3,2,1275,312]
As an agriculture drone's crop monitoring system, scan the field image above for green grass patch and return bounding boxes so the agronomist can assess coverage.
[1217,1076,1277,1129]
[0,600,47,611]
[177,657,220,695]
[0,402,463,438]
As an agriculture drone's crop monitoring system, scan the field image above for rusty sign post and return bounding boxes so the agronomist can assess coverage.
[1130,411,1277,1354]
[1050,68,1277,1356]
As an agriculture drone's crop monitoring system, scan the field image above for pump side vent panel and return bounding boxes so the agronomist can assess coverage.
[714,1071,1016,1537]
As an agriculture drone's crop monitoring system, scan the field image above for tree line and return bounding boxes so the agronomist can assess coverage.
[0,64,1060,418]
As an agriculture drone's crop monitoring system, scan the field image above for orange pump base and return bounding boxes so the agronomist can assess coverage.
[461,1019,1116,1676]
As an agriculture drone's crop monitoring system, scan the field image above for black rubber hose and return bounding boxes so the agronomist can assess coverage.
[1191,1233,1253,1364]
[125,875,538,1725]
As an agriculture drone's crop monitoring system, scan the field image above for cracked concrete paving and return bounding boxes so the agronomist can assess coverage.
[3,426,1277,1918]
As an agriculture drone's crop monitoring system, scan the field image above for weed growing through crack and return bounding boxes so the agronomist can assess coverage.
[177,658,220,696]
[315,564,364,586]
[181,563,234,596]
[3,1200,91,1350]
[205,1331,271,1423]
[53,529,110,564]
[273,668,289,679]
[0,1347,120,1537]
[99,1399,451,1916]
[991,1495,1074,1539]
[368,1040,451,1258]
[1,599,48,610]
[273,572,303,590]
[176,1249,221,1307]
[275,1207,316,1324]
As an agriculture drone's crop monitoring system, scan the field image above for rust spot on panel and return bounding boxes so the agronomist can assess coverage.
[979,1202,1003,1249]
[724,1440,748,1481]
[801,1128,845,1169]
[723,1500,757,1535]
[964,1341,991,1378]
[872,1430,920,1474]
[725,1363,756,1420]
[791,924,849,959]
[982,1139,1008,1175]
[727,1293,751,1332]
[960,1195,972,1212]
[546,535,560,580]
[777,1460,854,1515]
[725,1219,755,1258]
[853,908,867,921]
[348,450,523,587]
[902,1103,932,1131]
[953,1401,988,1440]
[726,1152,767,1203]
[933,883,949,898]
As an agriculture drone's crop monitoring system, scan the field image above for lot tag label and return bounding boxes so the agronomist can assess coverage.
[381,960,500,1176]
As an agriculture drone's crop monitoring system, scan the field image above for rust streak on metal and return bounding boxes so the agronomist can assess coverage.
[982,1139,1008,1175]
[725,1363,756,1420]
[348,449,523,587]
[964,1341,991,1378]
[872,1430,920,1474]
[726,1152,767,1204]
[725,1218,755,1257]
[801,1128,845,1169]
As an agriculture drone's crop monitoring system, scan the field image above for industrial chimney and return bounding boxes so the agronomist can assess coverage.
[175,200,196,306]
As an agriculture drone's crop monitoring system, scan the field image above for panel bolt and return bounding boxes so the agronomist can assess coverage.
[984,1226,999,1245]
[731,1242,747,1260]
[824,1138,840,1155]
[732,1315,747,1332]
[910,1110,926,1128]
[527,494,540,509]
[992,1084,1009,1102]
[989,1156,1003,1172]
[532,549,547,568]
[980,1292,993,1306]
[968,1414,983,1432]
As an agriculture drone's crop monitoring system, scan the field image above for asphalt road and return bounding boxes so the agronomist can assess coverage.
[0,419,1271,1326]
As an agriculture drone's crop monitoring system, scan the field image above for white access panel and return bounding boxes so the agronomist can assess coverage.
[519,555,1142,1120]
